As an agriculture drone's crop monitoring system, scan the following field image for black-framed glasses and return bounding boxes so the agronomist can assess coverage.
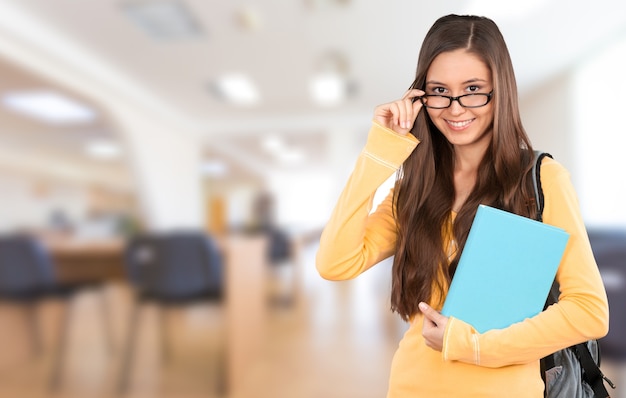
[418,91,493,109]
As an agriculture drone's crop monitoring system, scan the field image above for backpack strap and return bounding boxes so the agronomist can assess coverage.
[532,152,560,312]
[531,150,552,223]
[574,343,614,398]
[533,150,615,398]
[533,151,556,398]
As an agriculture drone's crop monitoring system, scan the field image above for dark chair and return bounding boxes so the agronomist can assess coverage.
[265,227,296,307]
[0,234,112,391]
[267,228,292,265]
[587,227,626,360]
[117,230,225,395]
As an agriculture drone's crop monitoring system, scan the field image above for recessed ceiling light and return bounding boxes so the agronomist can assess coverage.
[122,0,203,40]
[235,6,263,31]
[211,73,261,106]
[309,72,346,106]
[1,90,97,124]
[201,160,229,177]
[277,148,306,165]
[261,135,284,153]
[85,140,122,160]
[260,134,306,165]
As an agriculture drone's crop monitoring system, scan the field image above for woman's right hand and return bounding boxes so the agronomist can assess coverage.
[373,89,425,136]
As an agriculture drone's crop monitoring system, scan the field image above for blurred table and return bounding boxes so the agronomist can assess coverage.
[46,238,126,283]
[221,233,268,394]
[45,233,270,393]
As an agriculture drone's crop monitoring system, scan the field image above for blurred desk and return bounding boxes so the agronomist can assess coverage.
[45,233,269,393]
[222,234,268,394]
[47,238,126,284]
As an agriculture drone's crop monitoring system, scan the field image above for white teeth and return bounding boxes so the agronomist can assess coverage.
[447,119,472,127]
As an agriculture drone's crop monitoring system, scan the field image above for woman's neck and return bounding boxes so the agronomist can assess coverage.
[452,169,476,213]
[452,144,488,212]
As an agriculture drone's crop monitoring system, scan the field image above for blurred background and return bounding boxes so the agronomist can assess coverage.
[0,0,624,397]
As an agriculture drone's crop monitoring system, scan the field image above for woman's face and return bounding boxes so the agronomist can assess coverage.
[424,49,494,151]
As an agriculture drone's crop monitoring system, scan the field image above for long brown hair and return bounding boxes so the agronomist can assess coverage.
[391,14,537,321]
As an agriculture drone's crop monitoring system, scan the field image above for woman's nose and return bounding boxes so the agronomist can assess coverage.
[448,98,466,115]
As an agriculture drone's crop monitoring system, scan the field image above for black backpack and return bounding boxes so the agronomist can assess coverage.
[532,151,615,398]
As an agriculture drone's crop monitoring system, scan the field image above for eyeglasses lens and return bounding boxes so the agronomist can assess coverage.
[424,93,490,109]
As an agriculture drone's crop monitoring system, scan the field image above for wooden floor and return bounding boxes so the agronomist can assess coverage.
[0,242,623,398]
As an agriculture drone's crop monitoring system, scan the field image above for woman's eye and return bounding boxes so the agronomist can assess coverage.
[467,85,480,92]
[432,87,446,94]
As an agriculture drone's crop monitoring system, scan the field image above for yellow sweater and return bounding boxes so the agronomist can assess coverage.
[316,122,609,397]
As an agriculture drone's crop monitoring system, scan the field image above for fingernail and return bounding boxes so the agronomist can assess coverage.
[418,302,427,311]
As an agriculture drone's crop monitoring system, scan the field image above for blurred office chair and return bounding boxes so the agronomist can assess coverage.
[117,230,225,395]
[0,234,112,391]
[267,228,292,265]
[251,190,297,307]
[266,227,296,307]
[588,228,626,361]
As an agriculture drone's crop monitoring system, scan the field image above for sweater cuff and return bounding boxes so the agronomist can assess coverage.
[363,121,419,170]
[442,317,480,365]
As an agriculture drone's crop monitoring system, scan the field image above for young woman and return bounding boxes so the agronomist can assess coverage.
[315,14,609,397]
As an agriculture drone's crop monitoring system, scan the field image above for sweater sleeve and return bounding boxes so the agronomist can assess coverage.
[442,157,609,367]
[316,121,419,280]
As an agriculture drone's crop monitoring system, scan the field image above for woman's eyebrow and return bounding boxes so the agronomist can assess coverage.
[425,78,489,86]
[463,78,489,84]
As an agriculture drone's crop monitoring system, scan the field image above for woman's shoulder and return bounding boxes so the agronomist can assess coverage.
[537,154,574,195]
[538,155,569,178]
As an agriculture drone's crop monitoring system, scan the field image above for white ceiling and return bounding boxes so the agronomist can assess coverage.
[0,0,625,181]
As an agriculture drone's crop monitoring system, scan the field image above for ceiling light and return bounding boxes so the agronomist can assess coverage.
[310,50,353,106]
[261,135,284,153]
[201,160,228,177]
[211,73,261,106]
[235,6,263,31]
[123,0,203,40]
[277,148,306,165]
[2,90,97,124]
[85,140,122,160]
[260,134,306,165]
[309,72,347,106]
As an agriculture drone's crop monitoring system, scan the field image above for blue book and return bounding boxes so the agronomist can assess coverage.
[440,204,570,333]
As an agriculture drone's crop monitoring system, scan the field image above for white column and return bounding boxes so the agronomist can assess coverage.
[109,106,205,231]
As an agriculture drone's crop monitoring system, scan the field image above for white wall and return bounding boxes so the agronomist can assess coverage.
[571,35,626,226]
[520,74,577,176]
[520,34,626,227]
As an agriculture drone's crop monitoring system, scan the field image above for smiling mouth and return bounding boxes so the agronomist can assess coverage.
[446,119,474,129]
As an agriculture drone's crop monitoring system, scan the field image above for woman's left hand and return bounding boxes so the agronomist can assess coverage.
[419,302,449,352]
